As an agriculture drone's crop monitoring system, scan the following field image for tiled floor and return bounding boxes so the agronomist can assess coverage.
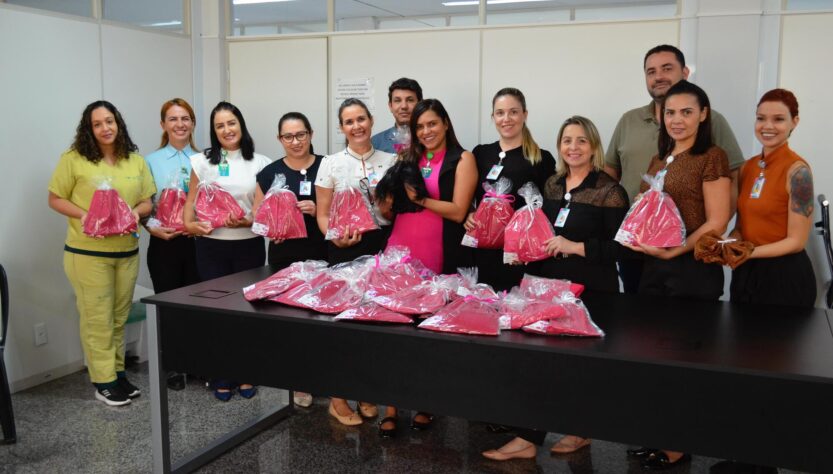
[0,363,805,473]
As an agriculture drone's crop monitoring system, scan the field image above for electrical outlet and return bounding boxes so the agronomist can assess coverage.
[34,323,48,346]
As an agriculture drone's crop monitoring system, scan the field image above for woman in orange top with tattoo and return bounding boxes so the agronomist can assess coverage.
[730,88,816,307]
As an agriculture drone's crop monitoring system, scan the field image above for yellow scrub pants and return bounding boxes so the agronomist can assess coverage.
[63,251,138,384]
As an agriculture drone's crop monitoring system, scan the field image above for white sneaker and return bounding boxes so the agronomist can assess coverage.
[95,387,131,406]
[293,392,313,407]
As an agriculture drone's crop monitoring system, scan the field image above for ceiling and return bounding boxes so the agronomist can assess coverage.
[232,0,675,26]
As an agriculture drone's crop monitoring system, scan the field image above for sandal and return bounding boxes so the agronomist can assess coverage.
[551,435,591,454]
[358,402,378,418]
[378,416,398,438]
[410,412,434,430]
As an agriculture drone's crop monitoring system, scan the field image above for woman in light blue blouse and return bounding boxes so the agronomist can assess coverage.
[142,98,200,390]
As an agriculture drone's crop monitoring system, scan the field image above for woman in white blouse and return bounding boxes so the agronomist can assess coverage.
[314,98,395,425]
[183,101,272,402]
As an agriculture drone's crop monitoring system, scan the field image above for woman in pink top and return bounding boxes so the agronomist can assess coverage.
[380,99,478,436]
[386,99,478,274]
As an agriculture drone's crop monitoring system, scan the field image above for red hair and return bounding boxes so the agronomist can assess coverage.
[758,88,799,118]
[159,98,198,149]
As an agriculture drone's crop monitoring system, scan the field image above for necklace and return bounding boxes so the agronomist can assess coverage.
[421,152,435,178]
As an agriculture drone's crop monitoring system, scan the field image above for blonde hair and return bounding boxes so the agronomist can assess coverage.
[555,116,605,177]
[492,88,541,165]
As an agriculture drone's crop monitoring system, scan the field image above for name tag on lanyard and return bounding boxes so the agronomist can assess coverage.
[299,168,311,195]
[750,176,765,199]
[554,192,572,228]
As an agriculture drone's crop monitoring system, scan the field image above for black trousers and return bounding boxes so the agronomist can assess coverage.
[617,256,644,294]
[473,248,529,292]
[327,227,389,265]
[731,250,816,307]
[194,236,266,281]
[147,235,200,293]
[639,252,724,300]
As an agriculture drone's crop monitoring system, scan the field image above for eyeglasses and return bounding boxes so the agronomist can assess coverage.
[279,131,310,143]
[359,177,375,205]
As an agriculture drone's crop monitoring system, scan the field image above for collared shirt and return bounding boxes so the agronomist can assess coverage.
[605,102,744,203]
[144,143,196,199]
[371,126,397,154]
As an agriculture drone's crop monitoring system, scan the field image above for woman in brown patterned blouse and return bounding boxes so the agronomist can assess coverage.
[624,80,731,470]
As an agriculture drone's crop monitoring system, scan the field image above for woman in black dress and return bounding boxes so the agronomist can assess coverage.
[467,88,556,291]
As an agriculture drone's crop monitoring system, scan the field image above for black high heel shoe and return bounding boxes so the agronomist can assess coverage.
[410,412,434,430]
[627,447,659,459]
[641,452,691,471]
[378,416,398,438]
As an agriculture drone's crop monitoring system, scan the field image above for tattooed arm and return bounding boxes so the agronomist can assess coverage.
[748,162,814,259]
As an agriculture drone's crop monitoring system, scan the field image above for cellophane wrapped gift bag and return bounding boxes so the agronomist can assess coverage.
[325,186,379,240]
[83,176,137,237]
[462,177,515,249]
[615,171,685,248]
[194,172,245,228]
[252,174,307,240]
[243,260,328,302]
[503,182,555,263]
[147,173,187,232]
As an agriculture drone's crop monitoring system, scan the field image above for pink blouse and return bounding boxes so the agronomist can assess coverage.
[387,150,446,274]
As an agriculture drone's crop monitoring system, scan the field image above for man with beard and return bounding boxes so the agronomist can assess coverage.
[604,44,743,293]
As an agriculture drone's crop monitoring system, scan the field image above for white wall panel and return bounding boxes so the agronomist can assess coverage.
[229,37,328,160]
[329,30,481,152]
[780,13,833,306]
[0,7,101,389]
[481,21,678,154]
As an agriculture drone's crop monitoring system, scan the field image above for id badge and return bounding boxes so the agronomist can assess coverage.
[299,180,312,196]
[367,171,380,187]
[181,167,190,193]
[750,176,765,199]
[218,162,230,177]
[486,164,504,180]
[554,208,570,228]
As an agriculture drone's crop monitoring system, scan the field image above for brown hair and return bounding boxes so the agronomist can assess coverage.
[492,87,542,164]
[70,100,137,163]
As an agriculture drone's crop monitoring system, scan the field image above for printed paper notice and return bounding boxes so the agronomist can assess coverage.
[332,77,375,152]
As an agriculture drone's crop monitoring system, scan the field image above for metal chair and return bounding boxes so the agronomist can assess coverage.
[816,195,833,308]
[0,263,17,443]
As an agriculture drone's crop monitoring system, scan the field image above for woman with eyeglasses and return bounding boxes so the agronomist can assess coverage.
[378,98,478,437]
[315,98,395,266]
[314,98,395,425]
[466,87,556,291]
[251,112,325,409]
[183,101,272,402]
[253,112,326,270]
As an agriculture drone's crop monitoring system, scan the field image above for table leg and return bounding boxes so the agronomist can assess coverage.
[148,304,293,474]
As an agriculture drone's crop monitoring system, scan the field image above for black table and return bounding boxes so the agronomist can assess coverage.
[143,266,833,473]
